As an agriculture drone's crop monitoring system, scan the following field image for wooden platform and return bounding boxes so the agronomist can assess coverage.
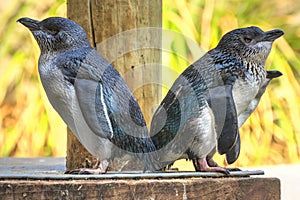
[0,158,280,199]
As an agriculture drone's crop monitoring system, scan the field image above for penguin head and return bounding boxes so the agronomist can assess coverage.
[18,17,91,53]
[216,26,284,63]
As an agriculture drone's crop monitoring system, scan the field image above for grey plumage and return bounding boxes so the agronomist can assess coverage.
[150,26,283,172]
[18,17,160,173]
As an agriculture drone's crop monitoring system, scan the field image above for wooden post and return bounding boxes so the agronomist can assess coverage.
[66,0,162,171]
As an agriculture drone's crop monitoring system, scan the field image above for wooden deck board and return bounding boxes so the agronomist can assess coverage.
[0,158,280,199]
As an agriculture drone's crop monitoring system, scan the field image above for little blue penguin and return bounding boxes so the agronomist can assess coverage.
[150,26,283,173]
[18,17,161,174]
[205,27,283,168]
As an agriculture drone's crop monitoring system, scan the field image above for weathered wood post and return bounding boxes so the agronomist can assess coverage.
[66,0,162,171]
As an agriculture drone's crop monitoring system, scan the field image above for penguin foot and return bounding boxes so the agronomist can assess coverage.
[193,158,230,175]
[207,158,241,171]
[65,159,109,174]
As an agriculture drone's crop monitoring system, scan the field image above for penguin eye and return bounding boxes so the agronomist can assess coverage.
[48,29,59,36]
[244,37,252,43]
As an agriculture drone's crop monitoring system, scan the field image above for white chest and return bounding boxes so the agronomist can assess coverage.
[38,56,76,129]
[232,78,261,116]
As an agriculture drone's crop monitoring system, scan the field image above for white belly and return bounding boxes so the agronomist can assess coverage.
[232,79,260,116]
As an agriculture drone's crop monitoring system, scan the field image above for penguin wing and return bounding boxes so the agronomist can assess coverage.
[224,70,282,163]
[225,131,240,164]
[74,63,157,151]
[206,84,239,155]
[266,70,282,79]
[74,78,114,139]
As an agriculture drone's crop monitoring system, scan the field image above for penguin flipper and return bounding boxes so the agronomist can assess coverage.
[207,84,239,155]
[266,70,282,79]
[74,78,113,139]
[225,132,240,164]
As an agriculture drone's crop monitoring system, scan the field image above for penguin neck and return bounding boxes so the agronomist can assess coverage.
[209,48,267,83]
[242,59,266,83]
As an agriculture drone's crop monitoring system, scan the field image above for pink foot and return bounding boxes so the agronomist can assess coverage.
[207,158,241,171]
[193,158,230,175]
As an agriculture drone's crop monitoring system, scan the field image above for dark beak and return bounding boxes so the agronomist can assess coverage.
[17,17,40,31]
[263,29,284,42]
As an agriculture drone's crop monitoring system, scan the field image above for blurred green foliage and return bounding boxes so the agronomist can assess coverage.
[0,0,299,168]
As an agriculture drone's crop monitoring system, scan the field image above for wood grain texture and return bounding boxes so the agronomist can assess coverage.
[66,0,162,171]
[90,0,162,123]
[0,177,280,200]
[67,0,95,47]
[66,0,96,171]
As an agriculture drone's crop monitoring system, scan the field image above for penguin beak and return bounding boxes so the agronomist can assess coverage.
[263,29,284,42]
[17,17,40,31]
